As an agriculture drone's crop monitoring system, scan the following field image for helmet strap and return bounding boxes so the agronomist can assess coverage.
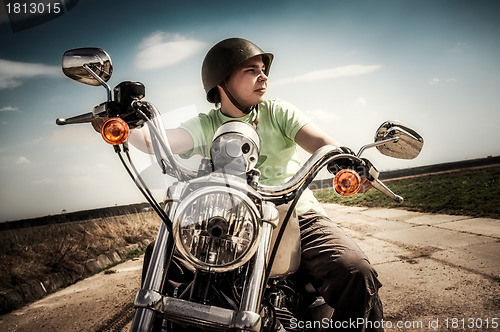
[220,81,255,115]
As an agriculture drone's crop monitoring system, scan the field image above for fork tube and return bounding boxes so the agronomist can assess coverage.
[239,221,273,314]
[131,202,177,331]
[143,221,174,291]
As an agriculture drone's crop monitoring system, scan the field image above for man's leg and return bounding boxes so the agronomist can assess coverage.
[298,210,384,331]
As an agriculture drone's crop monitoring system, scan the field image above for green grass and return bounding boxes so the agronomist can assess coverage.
[314,166,500,219]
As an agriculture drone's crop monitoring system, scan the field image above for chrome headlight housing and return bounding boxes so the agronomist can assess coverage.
[173,186,261,272]
[211,121,260,174]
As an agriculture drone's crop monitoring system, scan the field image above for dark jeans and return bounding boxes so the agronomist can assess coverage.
[143,209,384,331]
[298,209,384,331]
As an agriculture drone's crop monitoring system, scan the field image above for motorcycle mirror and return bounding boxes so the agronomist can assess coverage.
[62,48,113,86]
[374,121,424,159]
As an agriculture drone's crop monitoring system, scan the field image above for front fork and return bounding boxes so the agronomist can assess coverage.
[239,201,279,325]
[240,220,274,314]
[130,220,174,331]
[130,186,183,332]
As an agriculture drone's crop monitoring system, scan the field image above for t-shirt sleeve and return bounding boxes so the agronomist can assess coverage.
[178,113,210,158]
[272,99,312,141]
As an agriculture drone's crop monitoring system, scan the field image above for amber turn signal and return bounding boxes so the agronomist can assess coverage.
[333,169,361,196]
[101,118,129,145]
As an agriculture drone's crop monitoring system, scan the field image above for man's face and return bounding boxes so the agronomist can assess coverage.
[224,55,268,108]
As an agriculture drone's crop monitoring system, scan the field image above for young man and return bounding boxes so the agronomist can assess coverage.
[130,38,384,331]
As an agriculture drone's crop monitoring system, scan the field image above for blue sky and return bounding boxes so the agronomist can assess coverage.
[1,0,499,221]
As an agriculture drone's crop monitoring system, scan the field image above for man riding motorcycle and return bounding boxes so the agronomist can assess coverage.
[99,37,384,331]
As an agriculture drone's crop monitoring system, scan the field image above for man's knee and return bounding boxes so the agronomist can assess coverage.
[350,256,381,296]
[318,250,381,302]
[340,250,380,286]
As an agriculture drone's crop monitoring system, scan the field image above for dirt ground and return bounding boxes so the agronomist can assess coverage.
[0,203,499,331]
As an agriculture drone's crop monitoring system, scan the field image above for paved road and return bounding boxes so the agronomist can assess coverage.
[1,204,499,331]
[322,204,499,331]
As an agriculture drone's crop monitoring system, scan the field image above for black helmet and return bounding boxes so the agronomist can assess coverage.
[202,38,274,103]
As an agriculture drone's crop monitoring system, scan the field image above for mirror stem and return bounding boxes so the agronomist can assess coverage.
[356,137,399,157]
[83,64,112,101]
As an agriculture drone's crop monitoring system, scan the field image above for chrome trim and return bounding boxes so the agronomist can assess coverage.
[261,201,279,228]
[134,290,261,331]
[356,137,399,157]
[374,121,424,159]
[131,196,180,331]
[256,145,348,200]
[172,186,262,272]
[83,64,112,101]
[371,178,404,203]
[213,120,260,153]
[188,172,262,201]
[366,165,404,203]
[240,221,274,313]
[137,102,198,181]
[62,48,112,86]
[256,144,405,204]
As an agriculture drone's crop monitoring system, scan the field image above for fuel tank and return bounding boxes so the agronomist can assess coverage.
[268,203,301,278]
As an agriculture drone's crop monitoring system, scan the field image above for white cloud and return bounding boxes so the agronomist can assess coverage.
[355,97,367,106]
[0,106,20,112]
[15,156,31,165]
[428,78,457,86]
[135,32,207,70]
[274,64,382,86]
[428,78,440,85]
[0,59,60,89]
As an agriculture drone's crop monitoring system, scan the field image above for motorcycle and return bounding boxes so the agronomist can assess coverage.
[56,48,423,331]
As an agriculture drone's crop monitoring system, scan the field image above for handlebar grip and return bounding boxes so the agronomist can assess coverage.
[56,111,95,126]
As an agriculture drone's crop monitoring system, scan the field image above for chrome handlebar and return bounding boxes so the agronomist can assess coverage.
[145,110,404,203]
[256,145,403,203]
[133,101,198,181]
[256,145,344,200]
[56,102,403,204]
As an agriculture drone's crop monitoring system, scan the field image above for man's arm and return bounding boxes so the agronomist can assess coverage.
[127,126,194,155]
[295,123,372,192]
[294,123,342,154]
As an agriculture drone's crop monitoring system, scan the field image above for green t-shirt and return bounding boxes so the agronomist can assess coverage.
[179,99,326,215]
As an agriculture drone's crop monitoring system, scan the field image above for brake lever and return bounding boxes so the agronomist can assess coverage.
[367,164,404,203]
[56,111,95,125]
[56,103,109,126]
[370,178,404,203]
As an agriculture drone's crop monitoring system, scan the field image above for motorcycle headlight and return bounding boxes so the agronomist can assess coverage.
[173,187,261,272]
